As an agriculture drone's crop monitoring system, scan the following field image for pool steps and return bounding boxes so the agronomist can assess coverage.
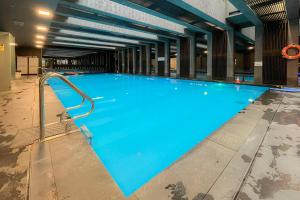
[39,72,95,142]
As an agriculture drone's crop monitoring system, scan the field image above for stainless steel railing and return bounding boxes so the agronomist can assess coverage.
[39,72,95,141]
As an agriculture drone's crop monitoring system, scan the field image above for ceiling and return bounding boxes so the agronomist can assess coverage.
[0,0,277,58]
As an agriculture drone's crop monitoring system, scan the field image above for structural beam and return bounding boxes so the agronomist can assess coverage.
[229,0,262,26]
[110,0,210,35]
[168,0,229,30]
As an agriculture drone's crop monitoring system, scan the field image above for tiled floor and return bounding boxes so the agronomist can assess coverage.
[0,76,299,200]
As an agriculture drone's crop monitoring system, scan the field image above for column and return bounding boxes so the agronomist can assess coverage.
[164,40,170,76]
[132,47,137,74]
[286,0,299,86]
[254,25,263,84]
[139,46,143,74]
[176,38,181,77]
[0,32,14,91]
[207,33,213,79]
[157,42,165,76]
[154,43,158,75]
[146,44,151,75]
[121,49,125,73]
[226,29,234,81]
[189,34,196,78]
[127,48,130,73]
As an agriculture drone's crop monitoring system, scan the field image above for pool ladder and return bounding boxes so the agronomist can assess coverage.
[39,72,95,142]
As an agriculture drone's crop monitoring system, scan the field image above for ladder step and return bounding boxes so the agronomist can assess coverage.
[80,125,93,144]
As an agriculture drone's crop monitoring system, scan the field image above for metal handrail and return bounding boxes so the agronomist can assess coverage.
[39,72,95,141]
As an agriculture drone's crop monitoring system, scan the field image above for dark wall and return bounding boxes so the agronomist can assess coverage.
[45,50,116,72]
[157,42,165,76]
[263,21,288,85]
[180,37,190,77]
[196,48,207,73]
[212,31,227,80]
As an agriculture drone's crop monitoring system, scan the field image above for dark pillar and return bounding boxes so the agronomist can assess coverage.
[263,21,288,85]
[157,42,165,76]
[212,31,227,80]
[179,37,190,78]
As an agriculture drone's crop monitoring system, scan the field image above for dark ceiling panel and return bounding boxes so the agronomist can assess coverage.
[246,0,287,21]
[0,0,61,46]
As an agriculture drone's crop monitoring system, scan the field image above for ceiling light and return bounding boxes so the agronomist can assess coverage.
[59,29,139,44]
[36,25,48,32]
[36,35,45,40]
[36,45,43,48]
[9,42,18,46]
[66,17,158,40]
[54,36,126,47]
[52,41,116,50]
[76,0,186,33]
[37,9,53,18]
[36,41,44,44]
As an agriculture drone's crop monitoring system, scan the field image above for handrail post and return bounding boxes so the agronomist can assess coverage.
[39,77,46,141]
[39,72,95,141]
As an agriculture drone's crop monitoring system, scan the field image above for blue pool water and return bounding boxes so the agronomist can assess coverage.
[48,74,268,196]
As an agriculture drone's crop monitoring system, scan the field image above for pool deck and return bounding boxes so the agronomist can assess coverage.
[0,76,299,200]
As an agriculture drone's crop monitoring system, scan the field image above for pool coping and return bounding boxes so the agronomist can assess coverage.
[132,90,284,200]
[1,76,289,200]
[44,76,283,200]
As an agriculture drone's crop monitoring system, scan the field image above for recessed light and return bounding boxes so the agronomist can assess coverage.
[36,35,45,40]
[37,9,53,18]
[36,25,48,32]
[36,41,44,44]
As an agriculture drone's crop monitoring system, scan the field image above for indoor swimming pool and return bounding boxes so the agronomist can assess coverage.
[48,74,268,196]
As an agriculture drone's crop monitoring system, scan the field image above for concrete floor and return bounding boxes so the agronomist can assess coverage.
[0,76,299,200]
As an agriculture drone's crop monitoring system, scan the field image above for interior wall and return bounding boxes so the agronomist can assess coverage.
[16,46,42,75]
[263,21,288,85]
[0,32,14,91]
